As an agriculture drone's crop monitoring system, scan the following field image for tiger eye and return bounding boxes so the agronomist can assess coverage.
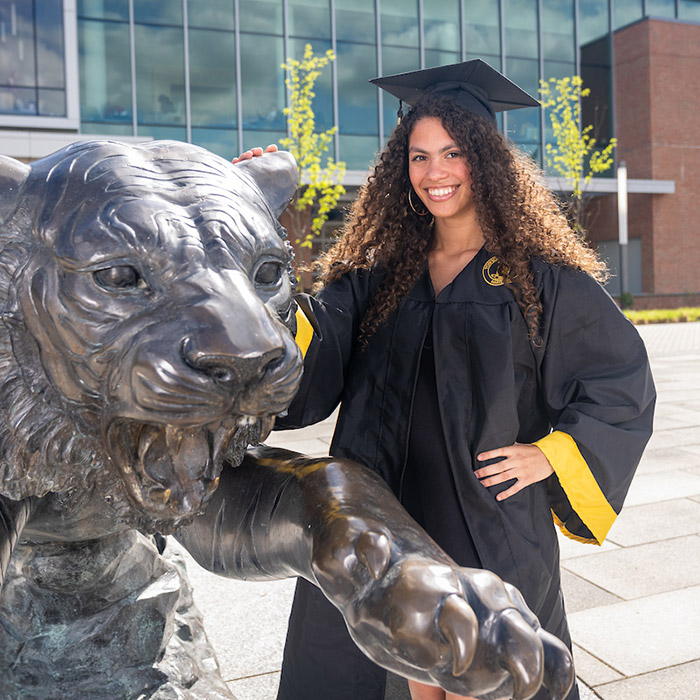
[254,261,282,286]
[94,265,143,290]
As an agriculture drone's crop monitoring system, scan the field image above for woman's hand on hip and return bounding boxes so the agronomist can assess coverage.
[475,443,554,502]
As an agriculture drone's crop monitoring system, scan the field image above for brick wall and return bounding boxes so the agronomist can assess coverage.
[589,18,700,298]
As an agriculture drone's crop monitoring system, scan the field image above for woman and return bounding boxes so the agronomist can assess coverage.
[269,61,655,700]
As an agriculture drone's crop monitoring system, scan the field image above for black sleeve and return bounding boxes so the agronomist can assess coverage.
[533,265,656,544]
[277,269,377,429]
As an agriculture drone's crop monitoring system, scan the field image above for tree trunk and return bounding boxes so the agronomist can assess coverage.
[279,204,314,292]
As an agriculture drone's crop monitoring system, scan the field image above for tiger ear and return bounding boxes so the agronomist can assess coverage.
[0,156,30,225]
[236,150,299,218]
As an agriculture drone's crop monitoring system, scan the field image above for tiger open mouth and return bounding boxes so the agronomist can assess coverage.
[106,413,277,523]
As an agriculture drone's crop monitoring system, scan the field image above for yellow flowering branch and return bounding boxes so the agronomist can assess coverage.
[281,44,346,248]
[539,75,616,234]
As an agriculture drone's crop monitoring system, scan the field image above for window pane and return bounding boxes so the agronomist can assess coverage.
[463,1,500,56]
[189,28,236,128]
[509,107,540,145]
[506,56,539,96]
[137,124,187,140]
[187,0,235,30]
[135,25,186,126]
[0,0,66,118]
[81,121,134,135]
[466,52,500,70]
[338,133,379,170]
[336,41,377,136]
[614,0,643,29]
[240,33,285,130]
[425,50,460,68]
[239,0,283,34]
[542,0,574,62]
[645,0,676,18]
[38,87,65,116]
[335,0,375,42]
[0,1,37,87]
[381,45,419,75]
[78,0,129,21]
[580,35,612,143]
[423,0,460,52]
[579,0,609,45]
[381,46,419,137]
[381,0,418,47]
[0,87,35,115]
[134,0,183,26]
[543,60,576,82]
[192,127,239,160]
[288,38,334,132]
[679,1,700,21]
[504,0,538,59]
[36,0,65,89]
[288,0,331,39]
[242,129,287,152]
[79,19,132,123]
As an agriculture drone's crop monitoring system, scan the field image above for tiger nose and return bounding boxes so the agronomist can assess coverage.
[181,336,284,389]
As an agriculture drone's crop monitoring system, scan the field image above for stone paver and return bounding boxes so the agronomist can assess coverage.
[229,672,285,700]
[572,644,625,687]
[558,530,621,560]
[635,444,700,474]
[594,660,700,700]
[605,498,700,547]
[623,468,700,506]
[560,569,622,613]
[639,320,700,356]
[563,535,700,599]
[568,586,700,676]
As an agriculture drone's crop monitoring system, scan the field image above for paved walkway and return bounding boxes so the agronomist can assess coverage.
[178,321,700,700]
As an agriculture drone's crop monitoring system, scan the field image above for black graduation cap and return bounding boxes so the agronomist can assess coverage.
[370,59,539,124]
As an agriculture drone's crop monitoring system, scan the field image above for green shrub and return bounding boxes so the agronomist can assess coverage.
[624,307,700,324]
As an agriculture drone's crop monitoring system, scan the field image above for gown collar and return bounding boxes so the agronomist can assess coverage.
[406,246,512,304]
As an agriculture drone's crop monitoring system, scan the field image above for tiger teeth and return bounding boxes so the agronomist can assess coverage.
[258,415,275,442]
[165,425,183,452]
[149,487,172,504]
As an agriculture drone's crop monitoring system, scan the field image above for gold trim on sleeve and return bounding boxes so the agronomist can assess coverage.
[535,430,617,545]
[295,306,315,358]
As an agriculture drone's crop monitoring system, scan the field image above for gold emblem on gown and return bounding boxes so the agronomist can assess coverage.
[482,256,507,286]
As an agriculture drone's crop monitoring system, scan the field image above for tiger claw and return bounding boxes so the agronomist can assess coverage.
[438,594,478,676]
[538,628,575,700]
[498,609,544,700]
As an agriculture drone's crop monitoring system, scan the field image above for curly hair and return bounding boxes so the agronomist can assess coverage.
[315,94,607,342]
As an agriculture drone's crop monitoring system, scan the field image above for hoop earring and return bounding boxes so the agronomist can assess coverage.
[408,189,430,216]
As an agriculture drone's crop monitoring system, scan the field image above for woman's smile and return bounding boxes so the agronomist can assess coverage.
[426,185,459,201]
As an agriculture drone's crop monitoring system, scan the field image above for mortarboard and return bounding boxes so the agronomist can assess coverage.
[370,59,539,124]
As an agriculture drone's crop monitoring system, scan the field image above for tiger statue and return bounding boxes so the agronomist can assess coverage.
[0,141,572,700]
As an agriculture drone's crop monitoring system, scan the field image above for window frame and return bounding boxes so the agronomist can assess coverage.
[0,0,79,129]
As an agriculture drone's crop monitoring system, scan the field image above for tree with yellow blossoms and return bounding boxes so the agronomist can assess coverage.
[281,44,346,251]
[539,75,616,235]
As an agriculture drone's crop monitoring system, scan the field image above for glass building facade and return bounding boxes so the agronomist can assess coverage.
[2,0,700,169]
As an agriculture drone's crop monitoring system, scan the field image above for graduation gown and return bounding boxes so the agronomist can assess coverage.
[278,246,655,697]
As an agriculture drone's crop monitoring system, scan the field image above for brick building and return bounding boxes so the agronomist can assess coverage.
[586,17,700,307]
